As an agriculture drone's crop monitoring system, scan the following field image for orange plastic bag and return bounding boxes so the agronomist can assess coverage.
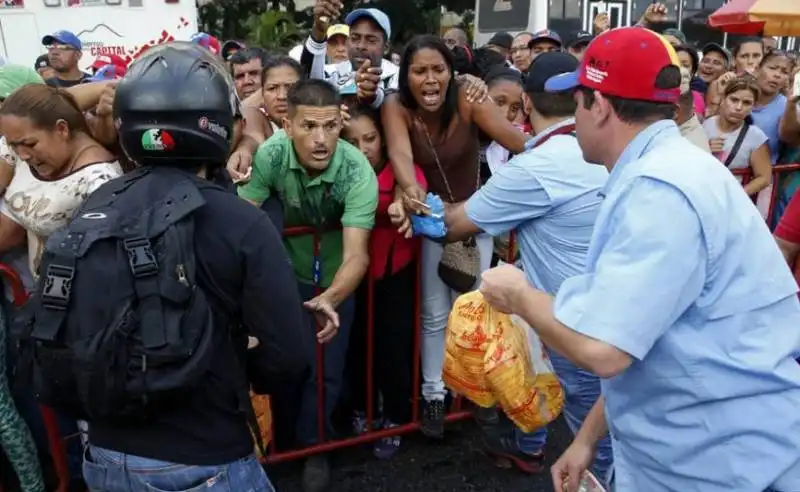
[444,291,564,432]
[251,392,272,458]
[443,294,497,407]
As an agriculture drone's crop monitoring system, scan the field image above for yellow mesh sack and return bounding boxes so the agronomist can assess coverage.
[251,392,272,459]
[445,291,564,431]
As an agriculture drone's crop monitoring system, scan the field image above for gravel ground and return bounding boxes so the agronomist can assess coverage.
[270,418,572,492]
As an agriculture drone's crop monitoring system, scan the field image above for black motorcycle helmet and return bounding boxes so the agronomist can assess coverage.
[113,41,239,169]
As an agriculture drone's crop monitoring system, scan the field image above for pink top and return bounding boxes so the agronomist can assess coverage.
[692,90,706,121]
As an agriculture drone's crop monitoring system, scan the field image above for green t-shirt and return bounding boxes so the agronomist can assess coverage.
[238,130,378,287]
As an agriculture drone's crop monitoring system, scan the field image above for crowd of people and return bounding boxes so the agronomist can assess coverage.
[0,1,798,492]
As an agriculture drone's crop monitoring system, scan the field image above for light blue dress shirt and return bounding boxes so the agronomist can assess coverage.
[465,119,609,294]
[554,120,800,492]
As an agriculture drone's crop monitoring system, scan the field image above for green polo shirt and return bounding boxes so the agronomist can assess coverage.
[238,130,378,287]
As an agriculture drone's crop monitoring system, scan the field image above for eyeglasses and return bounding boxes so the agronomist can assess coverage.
[46,44,77,52]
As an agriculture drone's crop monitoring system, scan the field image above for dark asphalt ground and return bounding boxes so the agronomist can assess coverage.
[270,417,572,492]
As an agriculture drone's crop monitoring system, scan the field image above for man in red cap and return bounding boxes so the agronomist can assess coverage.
[480,26,800,492]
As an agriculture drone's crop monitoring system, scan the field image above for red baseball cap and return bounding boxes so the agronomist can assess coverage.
[190,32,221,56]
[545,27,681,104]
[91,54,126,71]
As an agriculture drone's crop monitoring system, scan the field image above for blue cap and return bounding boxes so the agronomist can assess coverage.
[529,29,562,48]
[345,8,391,40]
[544,71,579,93]
[42,30,82,51]
[524,51,578,92]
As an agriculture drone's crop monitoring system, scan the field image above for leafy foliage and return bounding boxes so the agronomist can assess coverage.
[198,0,476,48]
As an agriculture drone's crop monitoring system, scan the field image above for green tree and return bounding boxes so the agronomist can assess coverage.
[246,10,303,50]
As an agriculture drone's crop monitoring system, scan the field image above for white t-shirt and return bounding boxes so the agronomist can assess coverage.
[678,114,711,153]
[702,116,769,170]
[0,137,122,277]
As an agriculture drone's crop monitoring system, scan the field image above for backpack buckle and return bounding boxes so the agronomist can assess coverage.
[42,264,74,310]
[123,238,158,278]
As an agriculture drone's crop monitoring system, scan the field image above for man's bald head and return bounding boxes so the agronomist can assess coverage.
[443,28,469,50]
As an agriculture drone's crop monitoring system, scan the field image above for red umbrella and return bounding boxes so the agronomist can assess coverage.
[708,0,800,36]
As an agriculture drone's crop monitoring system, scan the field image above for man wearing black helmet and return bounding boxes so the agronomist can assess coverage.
[79,42,312,491]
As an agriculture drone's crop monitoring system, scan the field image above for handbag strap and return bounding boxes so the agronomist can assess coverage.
[723,121,750,168]
[417,117,479,203]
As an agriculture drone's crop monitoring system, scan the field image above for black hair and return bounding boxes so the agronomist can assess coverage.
[229,48,262,66]
[399,35,459,130]
[261,55,304,86]
[344,105,387,163]
[578,65,681,123]
[249,47,270,66]
[348,105,383,135]
[452,45,474,75]
[530,91,577,118]
[732,37,764,58]
[674,44,699,75]
[759,49,791,68]
[288,79,340,116]
[485,67,522,88]
[454,46,508,78]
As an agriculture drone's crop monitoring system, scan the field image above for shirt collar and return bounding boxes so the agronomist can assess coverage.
[526,117,576,150]
[599,119,679,198]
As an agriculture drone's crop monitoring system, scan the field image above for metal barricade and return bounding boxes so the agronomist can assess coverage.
[731,163,800,225]
[15,162,800,478]
[261,225,471,463]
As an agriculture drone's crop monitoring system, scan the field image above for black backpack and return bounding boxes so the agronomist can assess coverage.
[14,166,218,422]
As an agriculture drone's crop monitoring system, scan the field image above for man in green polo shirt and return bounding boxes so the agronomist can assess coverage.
[238,78,377,492]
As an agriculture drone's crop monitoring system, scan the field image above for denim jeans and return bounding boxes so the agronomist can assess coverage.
[295,282,355,445]
[516,349,614,484]
[420,235,493,401]
[82,446,274,492]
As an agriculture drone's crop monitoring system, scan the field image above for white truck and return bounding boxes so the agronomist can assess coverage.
[473,0,548,47]
[0,0,198,71]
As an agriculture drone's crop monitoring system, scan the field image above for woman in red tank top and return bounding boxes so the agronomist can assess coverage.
[341,107,427,459]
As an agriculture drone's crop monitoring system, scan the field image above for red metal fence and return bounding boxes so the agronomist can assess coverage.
[1,163,799,490]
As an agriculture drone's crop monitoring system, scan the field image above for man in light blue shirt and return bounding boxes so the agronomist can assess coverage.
[480,27,800,492]
[442,52,612,481]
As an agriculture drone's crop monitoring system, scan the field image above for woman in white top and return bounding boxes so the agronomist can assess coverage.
[0,83,123,277]
[703,76,772,197]
[482,67,525,176]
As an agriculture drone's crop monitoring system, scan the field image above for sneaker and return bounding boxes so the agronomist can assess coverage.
[421,399,445,439]
[373,420,401,460]
[301,454,330,492]
[352,411,369,435]
[473,406,500,429]
[483,430,544,475]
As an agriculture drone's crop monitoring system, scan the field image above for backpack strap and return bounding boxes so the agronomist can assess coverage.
[32,231,84,342]
[124,236,164,349]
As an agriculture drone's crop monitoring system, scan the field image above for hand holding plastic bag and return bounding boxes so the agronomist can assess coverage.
[410,192,447,239]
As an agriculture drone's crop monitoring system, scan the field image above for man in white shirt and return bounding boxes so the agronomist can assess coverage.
[300,1,397,109]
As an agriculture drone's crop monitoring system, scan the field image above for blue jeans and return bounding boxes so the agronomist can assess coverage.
[296,282,355,445]
[516,350,614,484]
[82,446,275,492]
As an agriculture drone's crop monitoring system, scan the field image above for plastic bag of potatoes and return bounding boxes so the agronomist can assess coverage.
[443,290,564,432]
